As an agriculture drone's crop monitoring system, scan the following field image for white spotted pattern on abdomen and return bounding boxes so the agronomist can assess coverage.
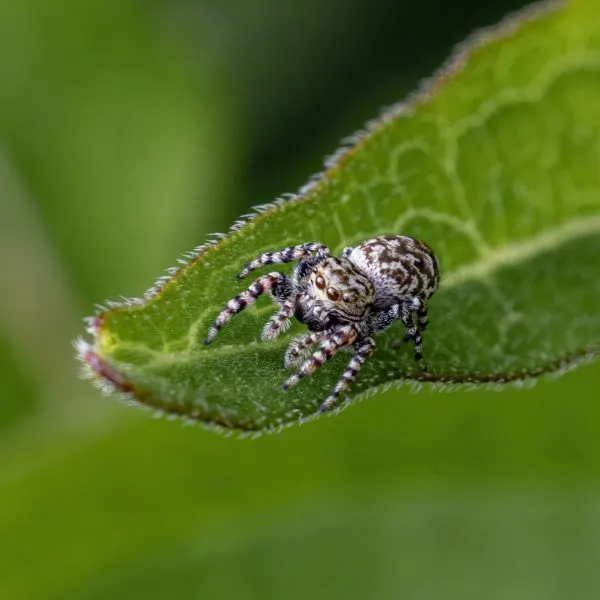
[347,235,439,309]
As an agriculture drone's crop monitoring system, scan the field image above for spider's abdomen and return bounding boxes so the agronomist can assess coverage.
[347,235,439,308]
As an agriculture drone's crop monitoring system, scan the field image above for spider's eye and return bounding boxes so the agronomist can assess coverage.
[326,287,341,302]
[315,275,326,290]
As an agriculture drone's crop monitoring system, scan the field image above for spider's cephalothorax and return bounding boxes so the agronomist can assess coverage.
[294,256,375,331]
[205,235,440,413]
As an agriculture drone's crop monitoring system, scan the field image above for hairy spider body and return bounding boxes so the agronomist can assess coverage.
[205,235,440,413]
[293,256,375,331]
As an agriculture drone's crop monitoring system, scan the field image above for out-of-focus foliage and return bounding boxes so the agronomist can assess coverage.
[1,0,600,598]
[0,0,236,301]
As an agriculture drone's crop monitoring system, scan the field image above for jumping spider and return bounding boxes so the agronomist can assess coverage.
[205,235,440,413]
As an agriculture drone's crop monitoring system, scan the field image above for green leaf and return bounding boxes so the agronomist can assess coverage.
[77,0,600,432]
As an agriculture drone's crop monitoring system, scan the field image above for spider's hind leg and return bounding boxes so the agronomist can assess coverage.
[399,301,426,368]
[400,304,429,341]
[371,299,428,369]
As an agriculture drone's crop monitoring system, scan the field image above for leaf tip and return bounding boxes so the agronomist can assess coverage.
[73,335,136,398]
[73,336,93,371]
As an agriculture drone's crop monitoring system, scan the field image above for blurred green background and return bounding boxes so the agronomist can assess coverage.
[1,0,600,598]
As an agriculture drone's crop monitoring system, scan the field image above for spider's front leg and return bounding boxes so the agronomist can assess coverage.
[205,272,291,344]
[283,331,327,368]
[282,326,358,390]
[261,293,298,341]
[237,242,330,279]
